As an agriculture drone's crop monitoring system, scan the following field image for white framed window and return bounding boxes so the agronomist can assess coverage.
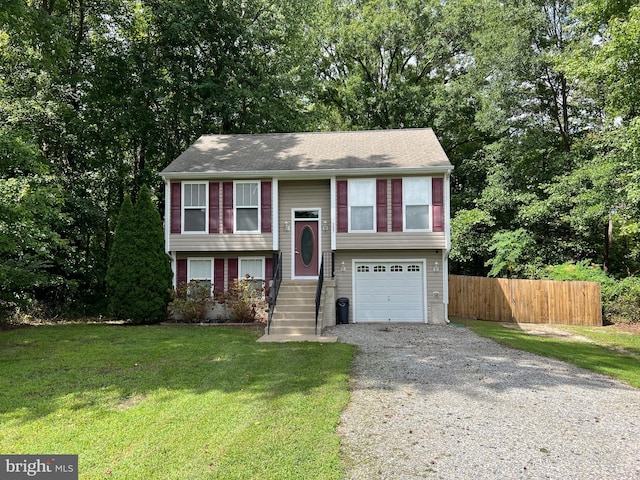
[403,177,431,231]
[187,258,214,293]
[235,181,260,233]
[239,257,265,292]
[348,179,375,232]
[183,182,208,233]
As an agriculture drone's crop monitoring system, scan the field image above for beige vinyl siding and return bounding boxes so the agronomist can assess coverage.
[335,176,446,250]
[335,232,446,249]
[333,249,444,323]
[278,179,331,280]
[169,233,272,252]
[176,251,274,292]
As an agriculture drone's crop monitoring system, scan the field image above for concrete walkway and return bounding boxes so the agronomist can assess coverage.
[256,333,338,343]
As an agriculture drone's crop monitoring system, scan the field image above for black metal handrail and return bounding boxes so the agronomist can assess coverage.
[315,256,325,335]
[267,252,282,335]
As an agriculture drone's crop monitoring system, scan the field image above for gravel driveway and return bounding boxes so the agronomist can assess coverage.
[323,323,640,480]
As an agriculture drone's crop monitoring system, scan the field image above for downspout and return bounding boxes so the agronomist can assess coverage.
[444,171,452,323]
[330,176,337,251]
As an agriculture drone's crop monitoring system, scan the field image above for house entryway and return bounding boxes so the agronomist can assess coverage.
[293,209,320,278]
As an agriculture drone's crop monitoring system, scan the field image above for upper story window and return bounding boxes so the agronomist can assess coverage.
[235,181,260,233]
[403,177,431,231]
[349,179,375,232]
[183,182,207,233]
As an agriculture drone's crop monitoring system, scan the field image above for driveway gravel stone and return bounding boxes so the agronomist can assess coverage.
[323,323,640,480]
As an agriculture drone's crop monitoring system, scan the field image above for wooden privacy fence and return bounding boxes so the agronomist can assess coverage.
[448,275,602,326]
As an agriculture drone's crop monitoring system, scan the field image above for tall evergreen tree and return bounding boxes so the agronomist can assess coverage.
[130,185,173,323]
[106,186,172,323]
[106,195,137,320]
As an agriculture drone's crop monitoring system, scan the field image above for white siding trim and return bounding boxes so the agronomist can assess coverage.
[171,251,177,289]
[272,178,279,251]
[330,176,336,251]
[164,179,170,252]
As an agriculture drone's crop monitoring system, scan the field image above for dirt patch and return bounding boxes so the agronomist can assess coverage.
[501,323,596,343]
[608,323,640,335]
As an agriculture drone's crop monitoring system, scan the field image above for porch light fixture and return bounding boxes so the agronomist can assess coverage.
[283,220,290,231]
[340,261,346,272]
[433,261,440,272]
[322,220,329,232]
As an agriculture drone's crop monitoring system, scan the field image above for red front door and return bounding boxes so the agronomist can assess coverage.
[294,220,319,277]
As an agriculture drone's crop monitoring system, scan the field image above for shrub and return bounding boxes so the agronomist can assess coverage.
[220,276,267,323]
[106,186,173,324]
[603,277,640,324]
[540,261,640,324]
[168,281,214,323]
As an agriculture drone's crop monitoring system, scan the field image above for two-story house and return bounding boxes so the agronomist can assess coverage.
[160,128,453,336]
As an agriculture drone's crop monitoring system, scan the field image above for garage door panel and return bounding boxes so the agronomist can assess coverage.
[354,261,425,323]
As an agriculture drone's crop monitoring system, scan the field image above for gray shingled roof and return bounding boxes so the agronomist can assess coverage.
[160,129,452,177]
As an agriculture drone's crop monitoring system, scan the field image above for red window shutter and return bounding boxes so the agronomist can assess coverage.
[432,177,444,232]
[228,258,238,286]
[376,179,388,232]
[209,182,220,234]
[176,258,187,286]
[170,182,181,233]
[337,180,348,233]
[261,181,272,233]
[223,182,234,233]
[214,258,224,293]
[391,179,403,232]
[265,256,273,280]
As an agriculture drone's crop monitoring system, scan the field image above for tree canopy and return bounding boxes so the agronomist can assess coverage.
[1,0,639,319]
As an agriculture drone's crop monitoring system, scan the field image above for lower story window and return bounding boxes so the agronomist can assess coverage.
[239,257,265,292]
[188,258,213,293]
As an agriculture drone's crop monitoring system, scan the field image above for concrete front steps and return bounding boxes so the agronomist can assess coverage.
[257,280,337,343]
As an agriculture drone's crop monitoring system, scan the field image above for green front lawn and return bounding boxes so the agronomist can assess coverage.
[0,325,355,479]
[457,319,640,388]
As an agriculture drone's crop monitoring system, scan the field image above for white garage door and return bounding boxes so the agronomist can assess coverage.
[354,261,425,323]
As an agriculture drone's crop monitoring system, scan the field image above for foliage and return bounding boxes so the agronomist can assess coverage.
[129,185,173,323]
[2,0,640,321]
[220,276,268,323]
[0,324,356,479]
[106,186,172,324]
[602,277,640,324]
[167,281,214,323]
[105,195,137,319]
[539,261,640,324]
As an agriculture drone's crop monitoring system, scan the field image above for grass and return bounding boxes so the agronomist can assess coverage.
[456,319,640,388]
[0,324,356,479]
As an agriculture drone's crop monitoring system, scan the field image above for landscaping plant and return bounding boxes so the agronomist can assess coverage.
[106,186,173,324]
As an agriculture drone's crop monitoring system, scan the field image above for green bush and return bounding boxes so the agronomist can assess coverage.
[604,277,640,324]
[220,276,267,323]
[168,281,214,323]
[106,186,173,324]
[540,261,640,324]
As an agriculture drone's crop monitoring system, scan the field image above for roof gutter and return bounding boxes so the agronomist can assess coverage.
[159,165,454,181]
